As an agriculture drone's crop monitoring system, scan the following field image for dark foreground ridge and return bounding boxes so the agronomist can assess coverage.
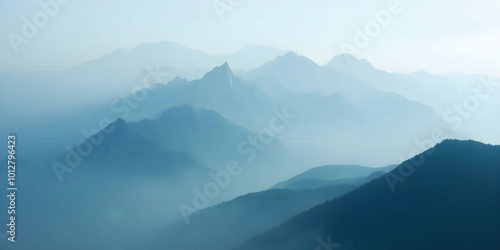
[237,139,500,250]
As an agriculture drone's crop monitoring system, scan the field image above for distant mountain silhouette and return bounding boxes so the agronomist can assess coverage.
[272,164,396,190]
[325,53,500,144]
[241,52,456,166]
[238,140,500,249]
[245,51,350,94]
[326,53,377,74]
[43,105,289,249]
[0,42,288,129]
[112,58,464,169]
[123,62,278,132]
[279,171,389,191]
[76,41,212,70]
[76,41,288,81]
[82,104,284,171]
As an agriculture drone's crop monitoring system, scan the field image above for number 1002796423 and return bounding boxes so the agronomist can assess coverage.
[7,135,16,186]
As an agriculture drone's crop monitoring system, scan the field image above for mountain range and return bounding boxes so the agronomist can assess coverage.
[2,41,499,250]
[113,52,464,168]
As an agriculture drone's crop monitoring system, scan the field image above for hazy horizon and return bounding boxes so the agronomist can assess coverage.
[1,0,499,77]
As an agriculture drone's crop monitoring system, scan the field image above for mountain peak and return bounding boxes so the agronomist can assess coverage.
[101,117,129,136]
[335,53,359,61]
[200,62,235,89]
[280,51,308,60]
[221,61,230,69]
[114,117,127,127]
[409,69,433,77]
[283,51,298,57]
[264,51,319,69]
[207,62,233,75]
[157,104,204,121]
[326,53,375,71]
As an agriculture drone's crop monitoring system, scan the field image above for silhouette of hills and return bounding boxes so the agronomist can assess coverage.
[238,140,500,249]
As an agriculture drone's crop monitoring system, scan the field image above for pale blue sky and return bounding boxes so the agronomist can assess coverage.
[0,0,499,76]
